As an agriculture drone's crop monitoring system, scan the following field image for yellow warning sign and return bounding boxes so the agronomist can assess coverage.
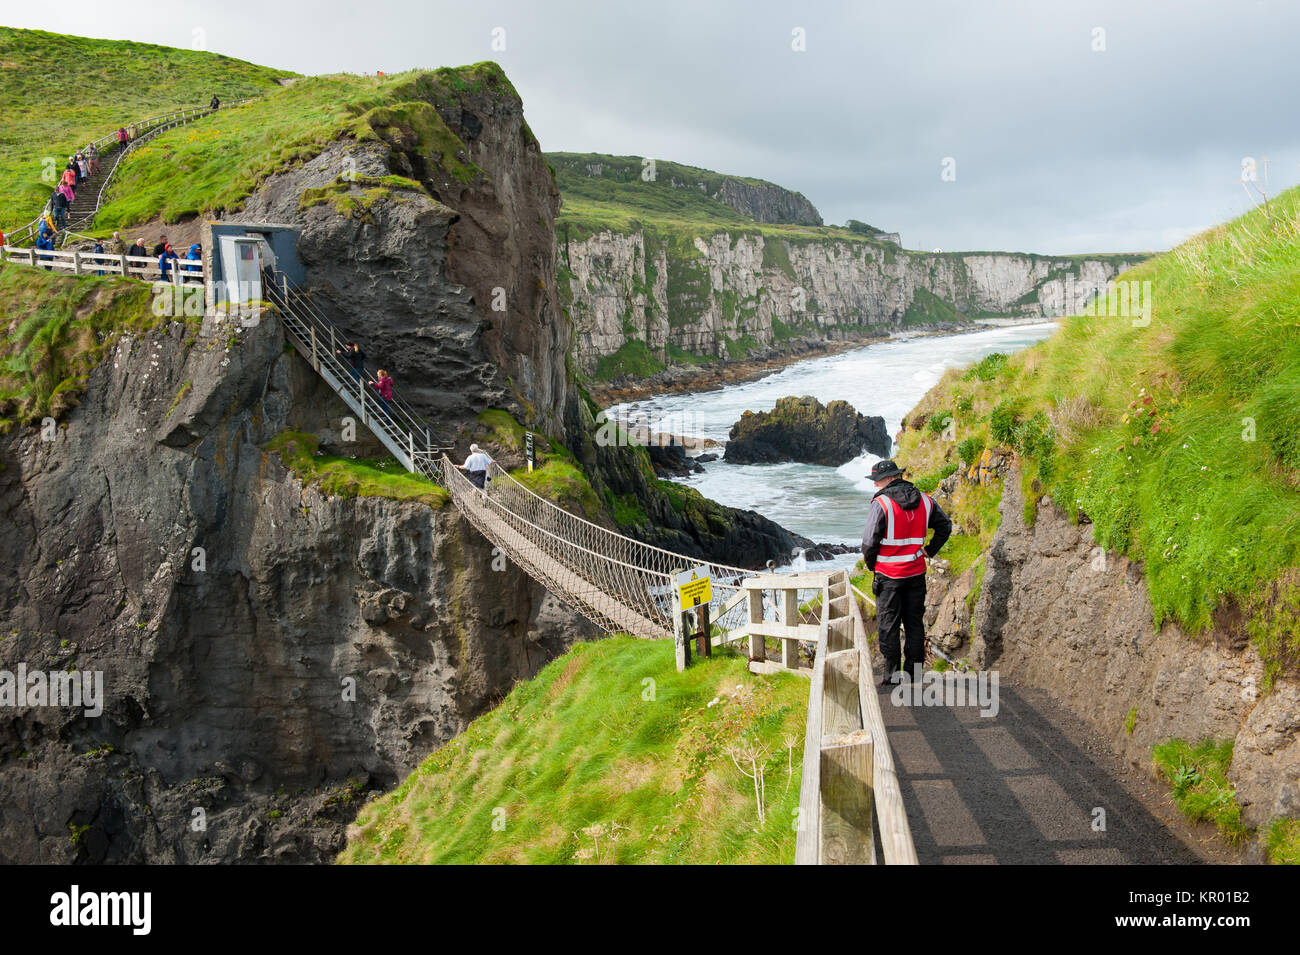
[676,565,712,607]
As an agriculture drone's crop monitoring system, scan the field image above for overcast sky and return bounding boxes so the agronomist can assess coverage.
[7,0,1297,254]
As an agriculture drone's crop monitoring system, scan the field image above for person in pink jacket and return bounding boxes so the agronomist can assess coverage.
[369,369,394,419]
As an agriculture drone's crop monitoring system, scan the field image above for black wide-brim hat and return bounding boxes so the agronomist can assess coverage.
[869,459,905,481]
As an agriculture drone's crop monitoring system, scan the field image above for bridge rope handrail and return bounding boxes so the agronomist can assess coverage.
[480,456,756,580]
[438,456,672,577]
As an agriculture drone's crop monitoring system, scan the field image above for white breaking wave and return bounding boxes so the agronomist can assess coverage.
[612,323,1057,544]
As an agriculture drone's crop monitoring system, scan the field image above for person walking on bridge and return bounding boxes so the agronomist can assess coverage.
[458,444,493,490]
[861,459,952,687]
[210,94,220,111]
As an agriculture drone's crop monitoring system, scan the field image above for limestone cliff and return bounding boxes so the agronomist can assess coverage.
[564,229,1143,378]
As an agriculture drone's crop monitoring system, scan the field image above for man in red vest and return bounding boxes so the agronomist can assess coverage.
[861,460,952,687]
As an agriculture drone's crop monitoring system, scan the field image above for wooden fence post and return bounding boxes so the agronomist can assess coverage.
[672,580,689,672]
[819,731,874,865]
[747,587,764,662]
[782,587,800,668]
[695,604,711,659]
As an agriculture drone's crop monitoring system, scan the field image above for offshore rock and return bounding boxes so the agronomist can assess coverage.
[725,395,890,466]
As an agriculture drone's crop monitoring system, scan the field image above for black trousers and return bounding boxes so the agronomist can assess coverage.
[874,572,927,679]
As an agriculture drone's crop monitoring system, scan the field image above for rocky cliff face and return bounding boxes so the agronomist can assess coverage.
[0,67,602,863]
[712,178,821,226]
[548,152,823,226]
[564,229,1141,377]
[924,468,1299,832]
[0,305,593,863]
[241,68,569,438]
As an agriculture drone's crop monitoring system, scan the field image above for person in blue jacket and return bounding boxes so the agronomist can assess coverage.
[36,217,56,269]
[157,242,180,280]
[183,243,202,274]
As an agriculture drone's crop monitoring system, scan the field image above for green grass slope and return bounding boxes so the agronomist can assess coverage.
[93,63,516,230]
[0,26,295,230]
[549,151,861,244]
[339,637,809,864]
[0,266,160,431]
[897,186,1300,686]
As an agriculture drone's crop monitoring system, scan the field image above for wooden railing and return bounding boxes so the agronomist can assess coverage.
[0,244,204,284]
[712,568,916,864]
[792,569,917,865]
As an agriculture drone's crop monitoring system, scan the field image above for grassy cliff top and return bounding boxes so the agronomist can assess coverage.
[548,151,818,228]
[0,28,521,233]
[0,265,161,432]
[897,186,1300,685]
[93,61,519,230]
[0,26,296,229]
[339,636,808,864]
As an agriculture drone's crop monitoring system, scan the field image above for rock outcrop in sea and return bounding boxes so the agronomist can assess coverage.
[725,395,890,466]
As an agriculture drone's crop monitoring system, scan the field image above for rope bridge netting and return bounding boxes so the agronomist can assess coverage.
[437,456,825,640]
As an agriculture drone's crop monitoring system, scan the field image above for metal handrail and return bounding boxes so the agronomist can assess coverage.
[265,275,453,467]
[266,272,448,453]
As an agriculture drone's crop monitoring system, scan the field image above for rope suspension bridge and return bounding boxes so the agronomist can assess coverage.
[0,101,921,864]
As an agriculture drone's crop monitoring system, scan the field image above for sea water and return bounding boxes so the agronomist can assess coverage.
[609,322,1058,560]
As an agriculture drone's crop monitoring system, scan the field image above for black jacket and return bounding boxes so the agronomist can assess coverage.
[860,479,952,572]
[127,244,147,258]
[336,346,366,369]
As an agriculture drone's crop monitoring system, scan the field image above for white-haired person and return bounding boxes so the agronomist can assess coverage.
[457,443,493,489]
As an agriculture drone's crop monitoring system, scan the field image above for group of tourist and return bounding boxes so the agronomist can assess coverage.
[48,144,102,230]
[23,130,126,253]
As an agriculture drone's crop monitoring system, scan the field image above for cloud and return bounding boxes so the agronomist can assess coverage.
[13,0,1298,252]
